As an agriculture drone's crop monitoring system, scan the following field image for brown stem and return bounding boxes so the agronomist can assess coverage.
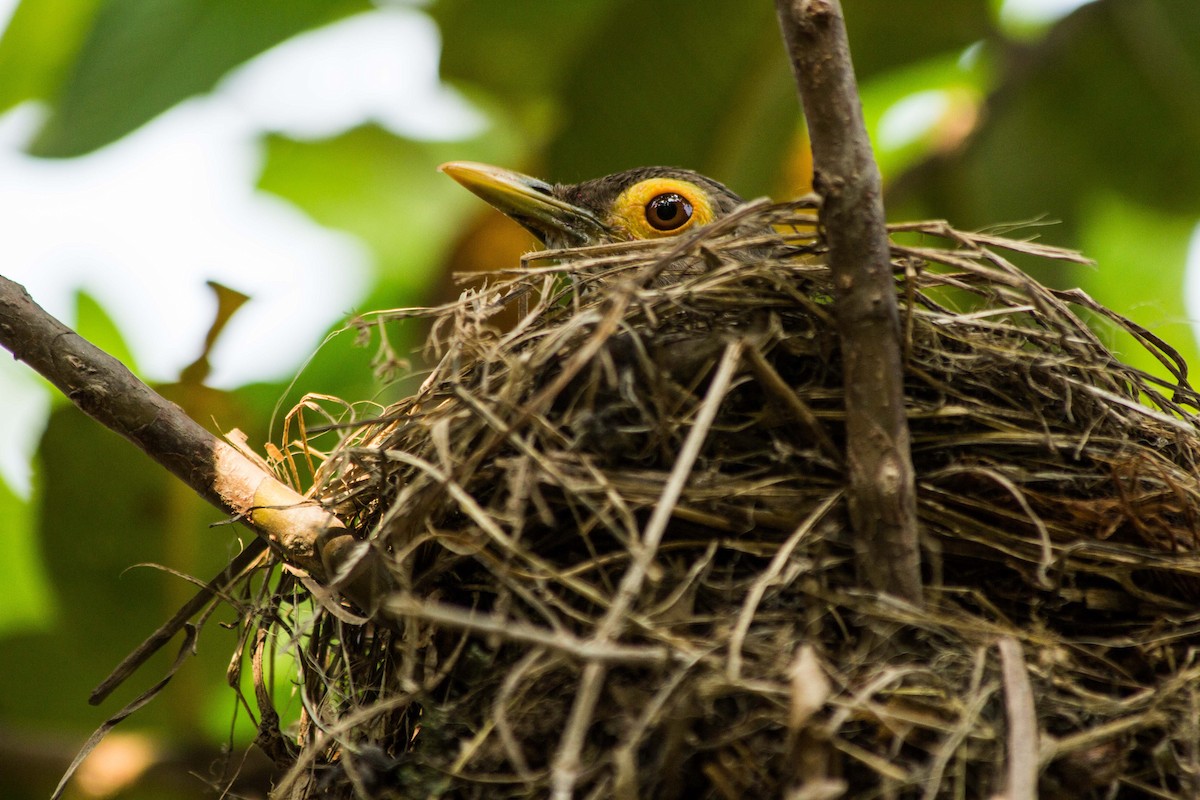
[0,274,387,614]
[774,0,922,601]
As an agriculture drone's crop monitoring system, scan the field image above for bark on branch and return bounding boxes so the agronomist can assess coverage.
[774,0,922,601]
[0,274,387,617]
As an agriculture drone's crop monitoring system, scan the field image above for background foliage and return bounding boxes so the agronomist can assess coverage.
[1,0,1198,797]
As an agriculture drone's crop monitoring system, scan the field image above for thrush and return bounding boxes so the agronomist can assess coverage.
[439,161,747,250]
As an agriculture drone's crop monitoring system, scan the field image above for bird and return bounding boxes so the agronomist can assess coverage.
[438,161,747,250]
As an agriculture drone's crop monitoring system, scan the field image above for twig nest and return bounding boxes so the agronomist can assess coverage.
[266,201,1200,799]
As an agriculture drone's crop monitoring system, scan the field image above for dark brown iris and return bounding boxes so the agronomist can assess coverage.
[645,192,693,231]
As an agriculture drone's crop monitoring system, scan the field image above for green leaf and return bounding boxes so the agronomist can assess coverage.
[259,123,524,300]
[0,0,104,114]
[0,402,239,731]
[28,0,371,157]
[179,281,251,386]
[860,52,989,182]
[432,0,612,101]
[842,0,992,80]
[73,289,138,373]
[0,474,53,636]
[541,0,796,198]
[891,0,1200,229]
[433,0,993,198]
[0,287,272,738]
[256,122,525,404]
[1078,192,1199,382]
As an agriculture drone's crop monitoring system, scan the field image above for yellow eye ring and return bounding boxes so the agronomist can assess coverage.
[608,177,715,240]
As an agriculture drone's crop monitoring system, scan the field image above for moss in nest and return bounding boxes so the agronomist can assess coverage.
[257,200,1200,799]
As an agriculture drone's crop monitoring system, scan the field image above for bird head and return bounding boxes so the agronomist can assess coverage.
[439,162,745,250]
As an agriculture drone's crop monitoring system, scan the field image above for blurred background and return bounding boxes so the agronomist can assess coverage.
[2,0,1199,796]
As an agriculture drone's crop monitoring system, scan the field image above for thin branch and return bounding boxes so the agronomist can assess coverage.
[89,539,266,705]
[385,594,669,665]
[774,0,922,601]
[997,637,1039,800]
[0,274,388,615]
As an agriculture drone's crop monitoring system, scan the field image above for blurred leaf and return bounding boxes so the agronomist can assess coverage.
[434,0,993,199]
[73,288,137,372]
[256,122,525,404]
[0,289,266,764]
[860,52,988,182]
[0,402,236,731]
[1066,0,1200,213]
[179,281,251,386]
[541,0,795,197]
[432,0,612,101]
[0,473,52,636]
[261,125,485,299]
[1078,193,1199,380]
[842,0,993,79]
[0,0,104,114]
[884,0,1200,379]
[28,0,370,157]
[990,0,1103,40]
[892,0,1200,231]
[438,0,797,195]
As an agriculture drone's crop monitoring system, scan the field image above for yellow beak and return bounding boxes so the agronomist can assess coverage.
[439,161,609,247]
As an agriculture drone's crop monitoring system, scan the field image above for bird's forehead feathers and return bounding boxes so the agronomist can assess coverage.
[552,167,743,216]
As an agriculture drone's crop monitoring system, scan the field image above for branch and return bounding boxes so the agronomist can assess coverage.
[997,637,1039,800]
[774,0,922,601]
[0,275,388,616]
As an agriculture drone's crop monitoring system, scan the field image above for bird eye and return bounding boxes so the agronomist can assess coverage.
[610,177,713,240]
[645,193,694,231]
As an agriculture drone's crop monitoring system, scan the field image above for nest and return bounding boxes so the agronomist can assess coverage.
[258,200,1200,799]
